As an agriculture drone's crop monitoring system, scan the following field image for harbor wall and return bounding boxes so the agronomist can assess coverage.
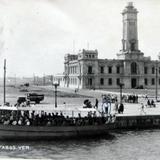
[114,115,160,130]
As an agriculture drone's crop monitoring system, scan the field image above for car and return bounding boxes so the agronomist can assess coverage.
[17,97,27,104]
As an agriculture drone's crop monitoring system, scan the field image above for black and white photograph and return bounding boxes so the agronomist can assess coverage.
[0,0,160,159]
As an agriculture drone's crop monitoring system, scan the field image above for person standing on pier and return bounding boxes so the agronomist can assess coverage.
[147,99,151,107]
[151,99,156,107]
[95,99,99,109]
[114,99,119,114]
[140,103,146,115]
[118,103,124,114]
[101,95,108,115]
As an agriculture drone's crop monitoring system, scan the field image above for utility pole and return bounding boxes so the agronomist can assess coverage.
[3,59,6,104]
[53,82,59,108]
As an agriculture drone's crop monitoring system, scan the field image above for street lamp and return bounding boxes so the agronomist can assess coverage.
[53,82,59,108]
[119,83,124,104]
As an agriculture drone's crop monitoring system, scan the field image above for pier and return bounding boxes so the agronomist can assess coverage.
[15,101,160,131]
[115,115,160,130]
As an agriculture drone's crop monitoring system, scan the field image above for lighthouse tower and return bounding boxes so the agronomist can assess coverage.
[122,2,138,52]
[117,2,144,59]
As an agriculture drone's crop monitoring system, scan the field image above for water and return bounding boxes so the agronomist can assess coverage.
[0,130,160,160]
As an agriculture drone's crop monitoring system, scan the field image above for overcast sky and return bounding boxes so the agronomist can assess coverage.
[0,0,160,77]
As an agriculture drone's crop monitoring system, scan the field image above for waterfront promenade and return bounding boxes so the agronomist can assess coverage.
[1,85,160,117]
[15,86,160,118]
[40,86,160,115]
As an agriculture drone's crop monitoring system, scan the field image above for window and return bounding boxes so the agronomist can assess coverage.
[152,67,155,74]
[100,66,104,73]
[144,67,148,74]
[100,78,104,85]
[73,67,74,73]
[73,67,74,74]
[71,67,72,74]
[73,78,75,84]
[108,66,112,74]
[116,78,120,85]
[88,78,92,86]
[144,78,148,85]
[88,66,92,74]
[74,66,76,74]
[108,78,112,85]
[130,42,135,51]
[131,62,137,74]
[116,66,120,74]
[159,79,160,85]
[159,67,160,74]
[152,78,155,85]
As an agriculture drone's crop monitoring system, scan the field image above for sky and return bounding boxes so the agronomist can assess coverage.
[0,0,160,77]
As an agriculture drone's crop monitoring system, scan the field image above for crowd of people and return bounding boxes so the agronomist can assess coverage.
[123,94,139,103]
[0,110,108,127]
[101,95,124,115]
[102,94,118,103]
[147,99,156,107]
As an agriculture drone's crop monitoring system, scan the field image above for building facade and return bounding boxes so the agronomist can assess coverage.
[55,2,160,89]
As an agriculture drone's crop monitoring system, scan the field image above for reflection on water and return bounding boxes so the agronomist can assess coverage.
[0,130,160,160]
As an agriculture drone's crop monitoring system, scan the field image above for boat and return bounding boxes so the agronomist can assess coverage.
[0,122,113,141]
[0,105,115,140]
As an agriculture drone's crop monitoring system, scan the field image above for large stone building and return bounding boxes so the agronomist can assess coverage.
[55,2,160,89]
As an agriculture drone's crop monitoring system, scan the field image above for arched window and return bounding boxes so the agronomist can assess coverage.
[131,62,137,74]
[131,42,135,51]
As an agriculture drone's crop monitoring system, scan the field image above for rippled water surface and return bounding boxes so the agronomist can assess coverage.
[0,130,160,160]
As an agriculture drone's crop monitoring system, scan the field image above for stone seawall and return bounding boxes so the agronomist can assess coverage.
[114,115,160,130]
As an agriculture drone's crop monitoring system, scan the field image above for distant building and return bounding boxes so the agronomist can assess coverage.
[54,2,160,89]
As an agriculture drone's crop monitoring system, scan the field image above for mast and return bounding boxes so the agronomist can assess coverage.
[156,61,158,101]
[3,59,6,104]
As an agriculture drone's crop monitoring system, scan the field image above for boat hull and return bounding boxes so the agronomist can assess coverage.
[0,124,113,140]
